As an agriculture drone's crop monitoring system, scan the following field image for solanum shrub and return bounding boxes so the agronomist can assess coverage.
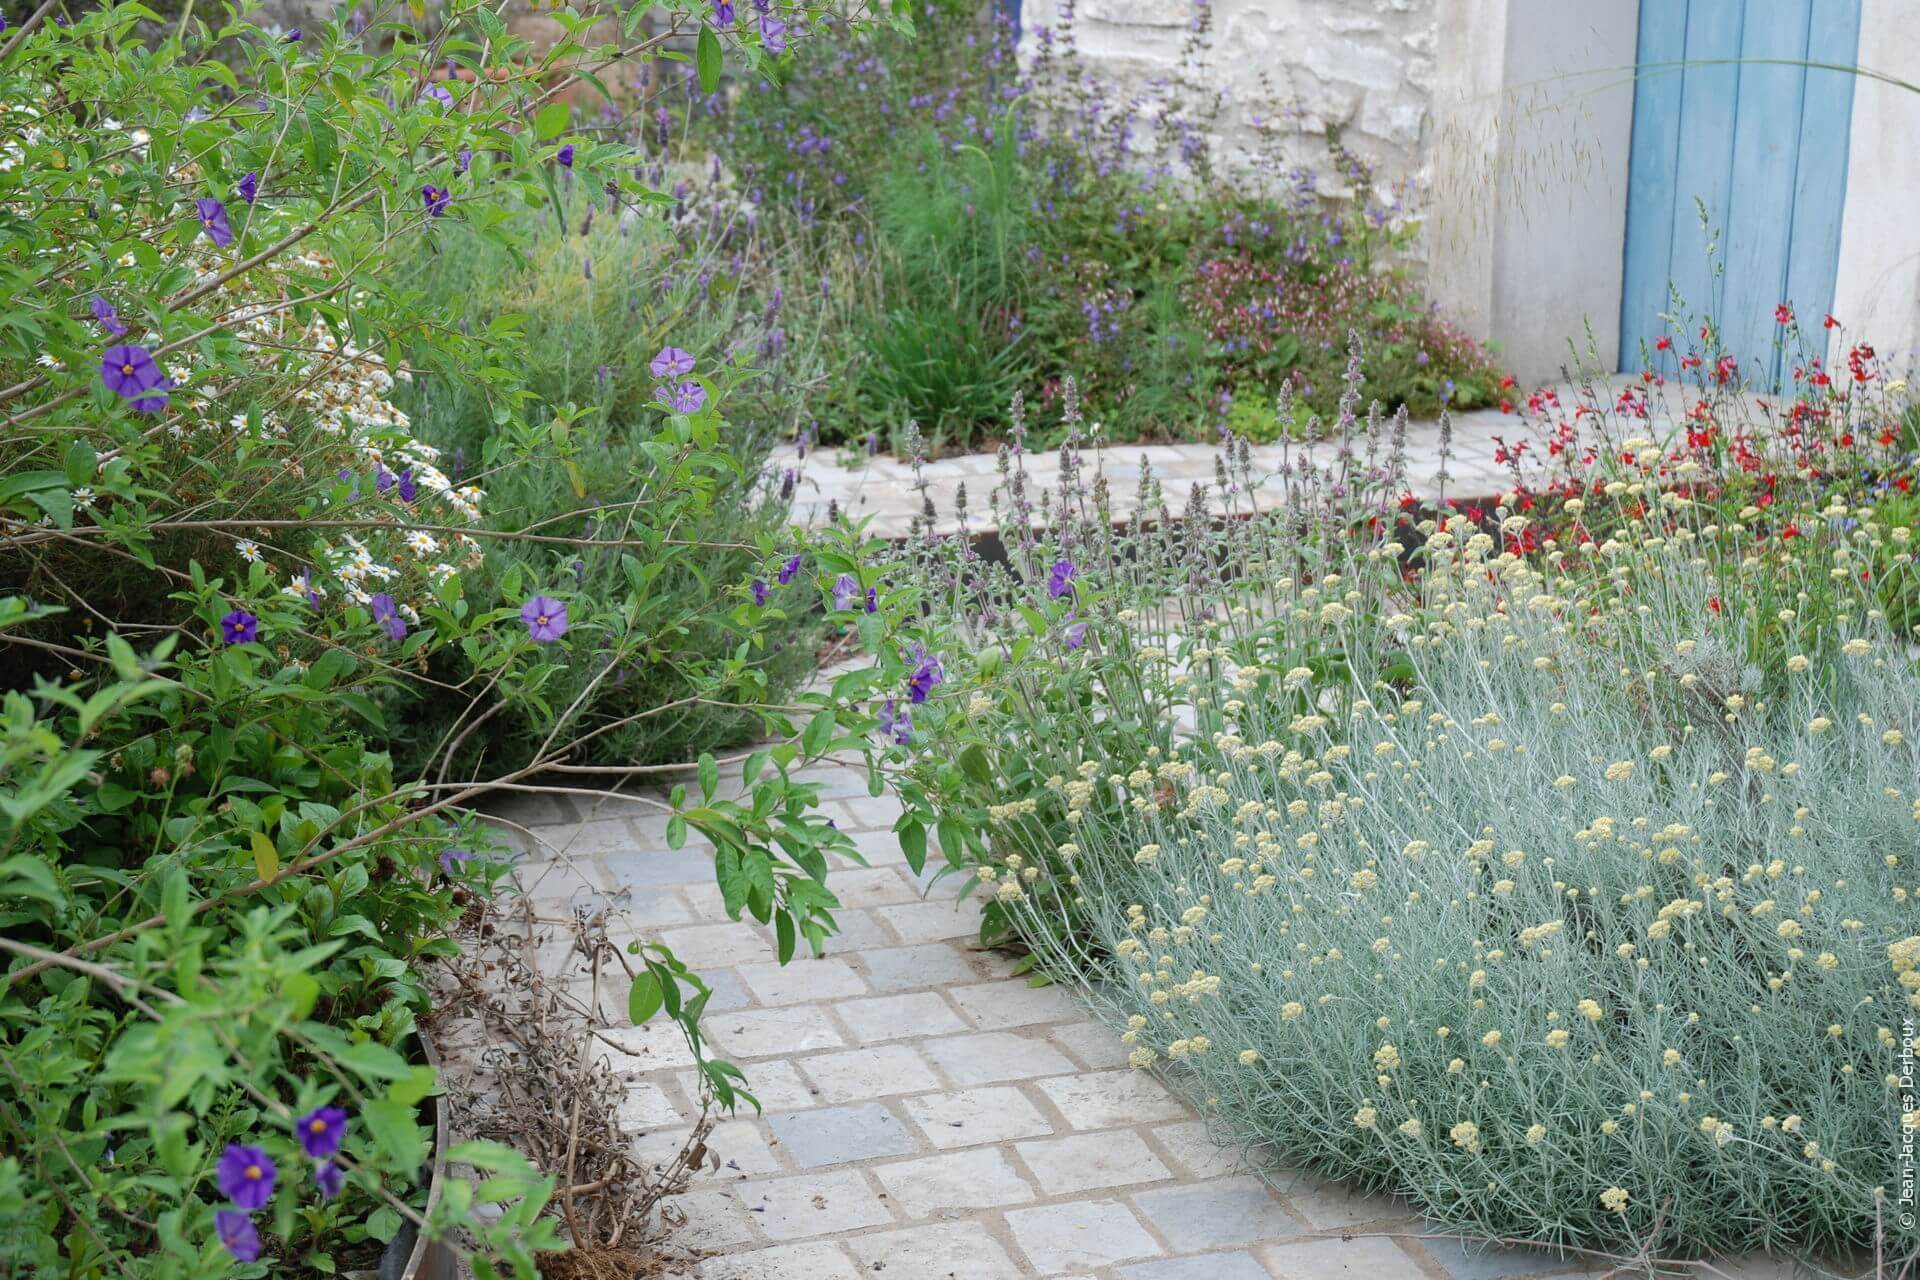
[889,348,1919,1261]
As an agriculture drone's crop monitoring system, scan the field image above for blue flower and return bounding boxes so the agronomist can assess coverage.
[906,645,944,704]
[1047,558,1076,598]
[778,554,803,585]
[751,579,770,605]
[877,698,912,746]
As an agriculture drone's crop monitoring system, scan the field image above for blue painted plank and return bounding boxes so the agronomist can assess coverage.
[1665,0,1746,345]
[1618,0,1690,369]
[1782,1,1862,340]
[1719,0,1812,388]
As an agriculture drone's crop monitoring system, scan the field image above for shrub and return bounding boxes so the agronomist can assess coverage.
[887,343,1919,1261]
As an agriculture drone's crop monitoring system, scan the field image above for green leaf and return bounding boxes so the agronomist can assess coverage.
[533,101,571,140]
[63,440,95,489]
[698,752,718,803]
[249,830,280,883]
[627,972,663,1025]
[801,708,835,756]
[360,1099,425,1169]
[774,910,796,964]
[897,820,927,873]
[695,27,723,94]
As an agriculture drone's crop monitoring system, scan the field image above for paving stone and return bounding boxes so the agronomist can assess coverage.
[856,942,983,994]
[828,794,906,829]
[558,818,645,855]
[678,1058,819,1112]
[656,923,780,970]
[614,1082,683,1131]
[600,1018,698,1073]
[1131,1177,1299,1250]
[1015,1129,1173,1195]
[657,1187,758,1251]
[1152,1120,1251,1179]
[1035,1069,1188,1129]
[834,991,968,1042]
[764,1102,917,1168]
[923,1031,1077,1085]
[733,1167,894,1240]
[1412,1233,1594,1279]
[875,899,982,944]
[1004,1199,1164,1274]
[871,1147,1037,1214]
[949,979,1082,1029]
[902,1086,1054,1149]
[1048,1021,1133,1069]
[813,908,896,953]
[599,847,718,887]
[636,1119,781,1178]
[1279,1175,1405,1230]
[823,866,922,907]
[696,1241,861,1280]
[841,826,913,864]
[844,1221,1025,1279]
[1260,1235,1431,1279]
[599,889,697,932]
[736,957,868,1005]
[796,1043,941,1103]
[692,965,756,1013]
[1117,1252,1273,1280]
[706,1005,846,1059]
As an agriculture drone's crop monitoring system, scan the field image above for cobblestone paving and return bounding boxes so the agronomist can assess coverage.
[472,765,1820,1280]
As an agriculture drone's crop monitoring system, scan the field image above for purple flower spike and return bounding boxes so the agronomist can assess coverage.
[216,1143,277,1210]
[296,1106,348,1159]
[90,294,127,337]
[100,344,164,398]
[220,609,259,645]
[520,595,569,643]
[556,143,575,168]
[313,1160,345,1199]
[832,573,860,612]
[751,579,769,605]
[195,197,235,248]
[439,847,476,875]
[422,184,450,218]
[778,554,803,585]
[649,346,695,378]
[215,1210,262,1262]
[237,172,259,204]
[1047,559,1077,598]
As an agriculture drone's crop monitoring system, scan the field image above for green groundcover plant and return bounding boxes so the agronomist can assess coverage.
[882,342,1920,1263]
[0,0,923,1275]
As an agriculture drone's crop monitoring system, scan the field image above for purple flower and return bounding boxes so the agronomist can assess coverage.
[195,197,235,248]
[397,468,417,503]
[439,846,476,875]
[90,294,127,337]
[294,572,321,608]
[865,587,877,614]
[220,609,259,645]
[237,171,258,204]
[422,84,453,108]
[778,554,803,585]
[832,573,860,611]
[556,143,575,168]
[1047,559,1077,598]
[295,1106,347,1159]
[713,0,735,21]
[760,14,787,51]
[1065,618,1087,650]
[520,595,569,643]
[422,184,450,218]
[649,346,695,378]
[456,148,472,174]
[654,380,706,414]
[313,1160,345,1200]
[100,344,164,398]
[283,26,301,41]
[906,646,944,704]
[751,579,769,605]
[370,593,406,641]
[131,391,170,414]
[216,1144,276,1210]
[878,698,911,746]
[215,1210,262,1262]
[375,465,395,495]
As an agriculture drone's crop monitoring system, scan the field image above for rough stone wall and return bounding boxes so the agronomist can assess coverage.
[1018,0,1439,220]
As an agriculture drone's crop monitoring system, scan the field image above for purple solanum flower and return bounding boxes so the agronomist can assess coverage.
[313,1160,345,1200]
[396,468,417,503]
[778,554,802,585]
[712,0,734,21]
[654,380,706,414]
[751,579,769,605]
[216,1144,276,1210]
[906,646,944,704]
[100,344,164,398]
[215,1210,262,1262]
[760,14,787,51]
[1047,558,1076,598]
[439,846,476,875]
[456,148,472,174]
[649,346,695,378]
[220,610,259,645]
[237,172,259,204]
[1065,618,1087,650]
[832,573,860,611]
[556,143,575,168]
[90,294,127,337]
[283,26,301,41]
[422,84,453,108]
[131,391,170,413]
[295,1106,347,1159]
[864,587,877,614]
[375,465,395,495]
[370,593,406,641]
[195,197,235,248]
[422,184,451,218]
[877,698,911,746]
[520,595,569,643]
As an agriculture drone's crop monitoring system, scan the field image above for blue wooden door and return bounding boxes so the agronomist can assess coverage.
[1619,0,1862,385]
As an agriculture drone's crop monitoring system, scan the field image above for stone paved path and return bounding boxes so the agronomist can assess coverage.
[772,376,1683,539]
[474,762,1818,1280]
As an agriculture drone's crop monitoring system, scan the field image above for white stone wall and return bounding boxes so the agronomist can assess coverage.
[1017,0,1440,208]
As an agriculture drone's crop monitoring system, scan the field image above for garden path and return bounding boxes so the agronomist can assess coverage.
[472,769,1809,1280]
[772,377,1678,539]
